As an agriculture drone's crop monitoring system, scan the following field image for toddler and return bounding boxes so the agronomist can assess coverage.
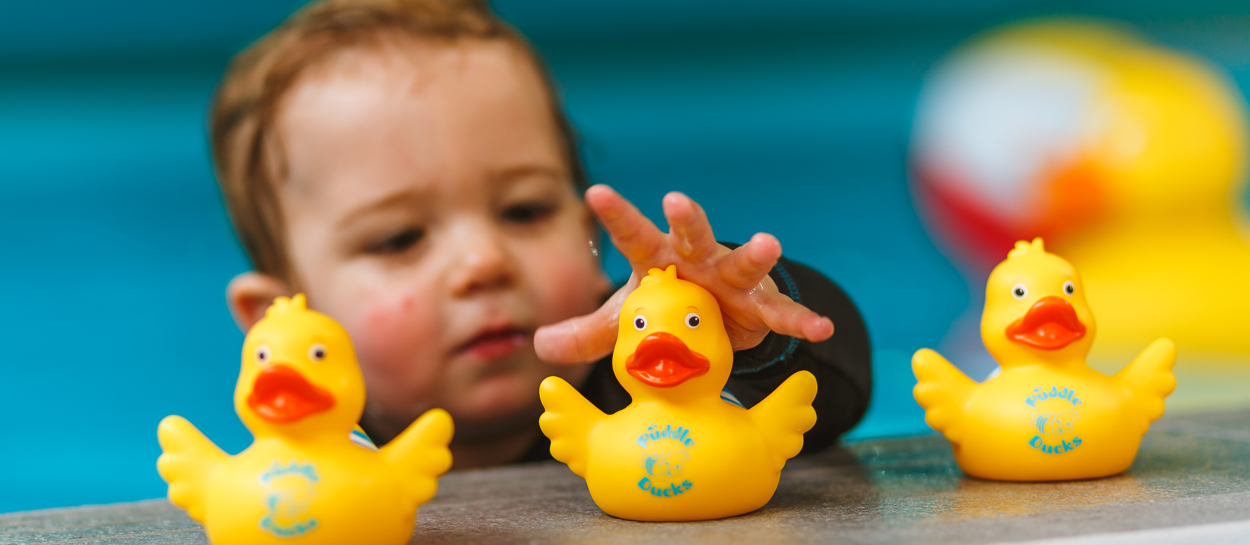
[211,0,871,467]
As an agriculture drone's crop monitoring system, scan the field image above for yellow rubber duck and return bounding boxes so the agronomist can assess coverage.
[1052,27,1250,360]
[157,295,453,544]
[911,20,1250,360]
[912,239,1176,481]
[539,265,817,521]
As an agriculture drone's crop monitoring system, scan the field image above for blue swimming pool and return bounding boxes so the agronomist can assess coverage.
[3,0,1249,513]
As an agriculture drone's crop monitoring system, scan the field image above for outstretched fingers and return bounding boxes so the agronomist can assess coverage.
[534,274,638,364]
[585,185,665,267]
[757,291,835,343]
[718,233,782,288]
[586,187,831,353]
[663,192,720,261]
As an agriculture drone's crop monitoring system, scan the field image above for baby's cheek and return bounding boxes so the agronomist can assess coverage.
[344,291,444,409]
[529,249,605,323]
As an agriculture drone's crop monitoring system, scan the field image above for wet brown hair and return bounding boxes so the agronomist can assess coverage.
[210,0,587,282]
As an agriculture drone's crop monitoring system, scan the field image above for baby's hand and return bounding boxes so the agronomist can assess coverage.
[535,185,834,364]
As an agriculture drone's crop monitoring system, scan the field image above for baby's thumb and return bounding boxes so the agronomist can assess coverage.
[534,309,618,364]
[534,276,635,365]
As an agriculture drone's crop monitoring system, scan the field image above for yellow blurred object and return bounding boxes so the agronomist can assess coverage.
[910,19,1250,360]
[157,295,453,544]
[539,265,816,520]
[913,239,1176,481]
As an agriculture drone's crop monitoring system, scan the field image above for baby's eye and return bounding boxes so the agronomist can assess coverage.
[308,343,327,363]
[1012,284,1028,300]
[501,201,555,224]
[685,313,700,328]
[367,228,424,255]
[1063,281,1075,296]
[633,315,647,331]
[256,345,271,364]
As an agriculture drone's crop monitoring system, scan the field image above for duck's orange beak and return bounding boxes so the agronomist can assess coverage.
[247,365,335,423]
[626,332,709,387]
[1005,296,1087,350]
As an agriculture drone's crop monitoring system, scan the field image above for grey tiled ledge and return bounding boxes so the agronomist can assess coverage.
[6,410,1250,544]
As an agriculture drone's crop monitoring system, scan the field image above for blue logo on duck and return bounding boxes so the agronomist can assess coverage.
[636,424,694,498]
[636,424,694,448]
[1025,385,1082,408]
[259,461,320,537]
[1025,386,1083,455]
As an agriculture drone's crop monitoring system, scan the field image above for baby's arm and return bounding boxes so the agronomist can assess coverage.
[725,256,871,453]
[533,185,869,452]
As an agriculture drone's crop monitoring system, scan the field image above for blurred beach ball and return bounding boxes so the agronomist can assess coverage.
[909,19,1250,358]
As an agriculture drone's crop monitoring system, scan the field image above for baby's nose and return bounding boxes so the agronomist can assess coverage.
[448,226,516,296]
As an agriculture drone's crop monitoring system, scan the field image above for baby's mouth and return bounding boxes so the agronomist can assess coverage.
[247,365,335,423]
[457,327,530,360]
[1006,296,1087,350]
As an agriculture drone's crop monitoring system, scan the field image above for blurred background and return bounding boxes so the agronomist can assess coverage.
[4,0,1250,513]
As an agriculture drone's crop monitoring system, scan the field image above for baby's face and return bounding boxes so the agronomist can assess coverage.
[272,40,607,442]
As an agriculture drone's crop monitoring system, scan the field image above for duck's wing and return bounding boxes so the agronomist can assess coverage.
[382,408,454,508]
[538,376,606,477]
[1113,338,1177,425]
[157,416,228,523]
[912,348,977,444]
[748,370,818,472]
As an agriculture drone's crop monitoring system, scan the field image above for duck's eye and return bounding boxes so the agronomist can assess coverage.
[633,315,647,331]
[685,313,701,328]
[256,345,271,364]
[1063,281,1075,296]
[308,343,327,363]
[1012,284,1028,300]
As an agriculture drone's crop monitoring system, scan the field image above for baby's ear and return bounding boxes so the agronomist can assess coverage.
[226,272,290,332]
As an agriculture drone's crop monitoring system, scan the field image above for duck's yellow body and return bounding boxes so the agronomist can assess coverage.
[913,21,1250,359]
[914,239,1175,481]
[540,266,817,521]
[158,295,453,544]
